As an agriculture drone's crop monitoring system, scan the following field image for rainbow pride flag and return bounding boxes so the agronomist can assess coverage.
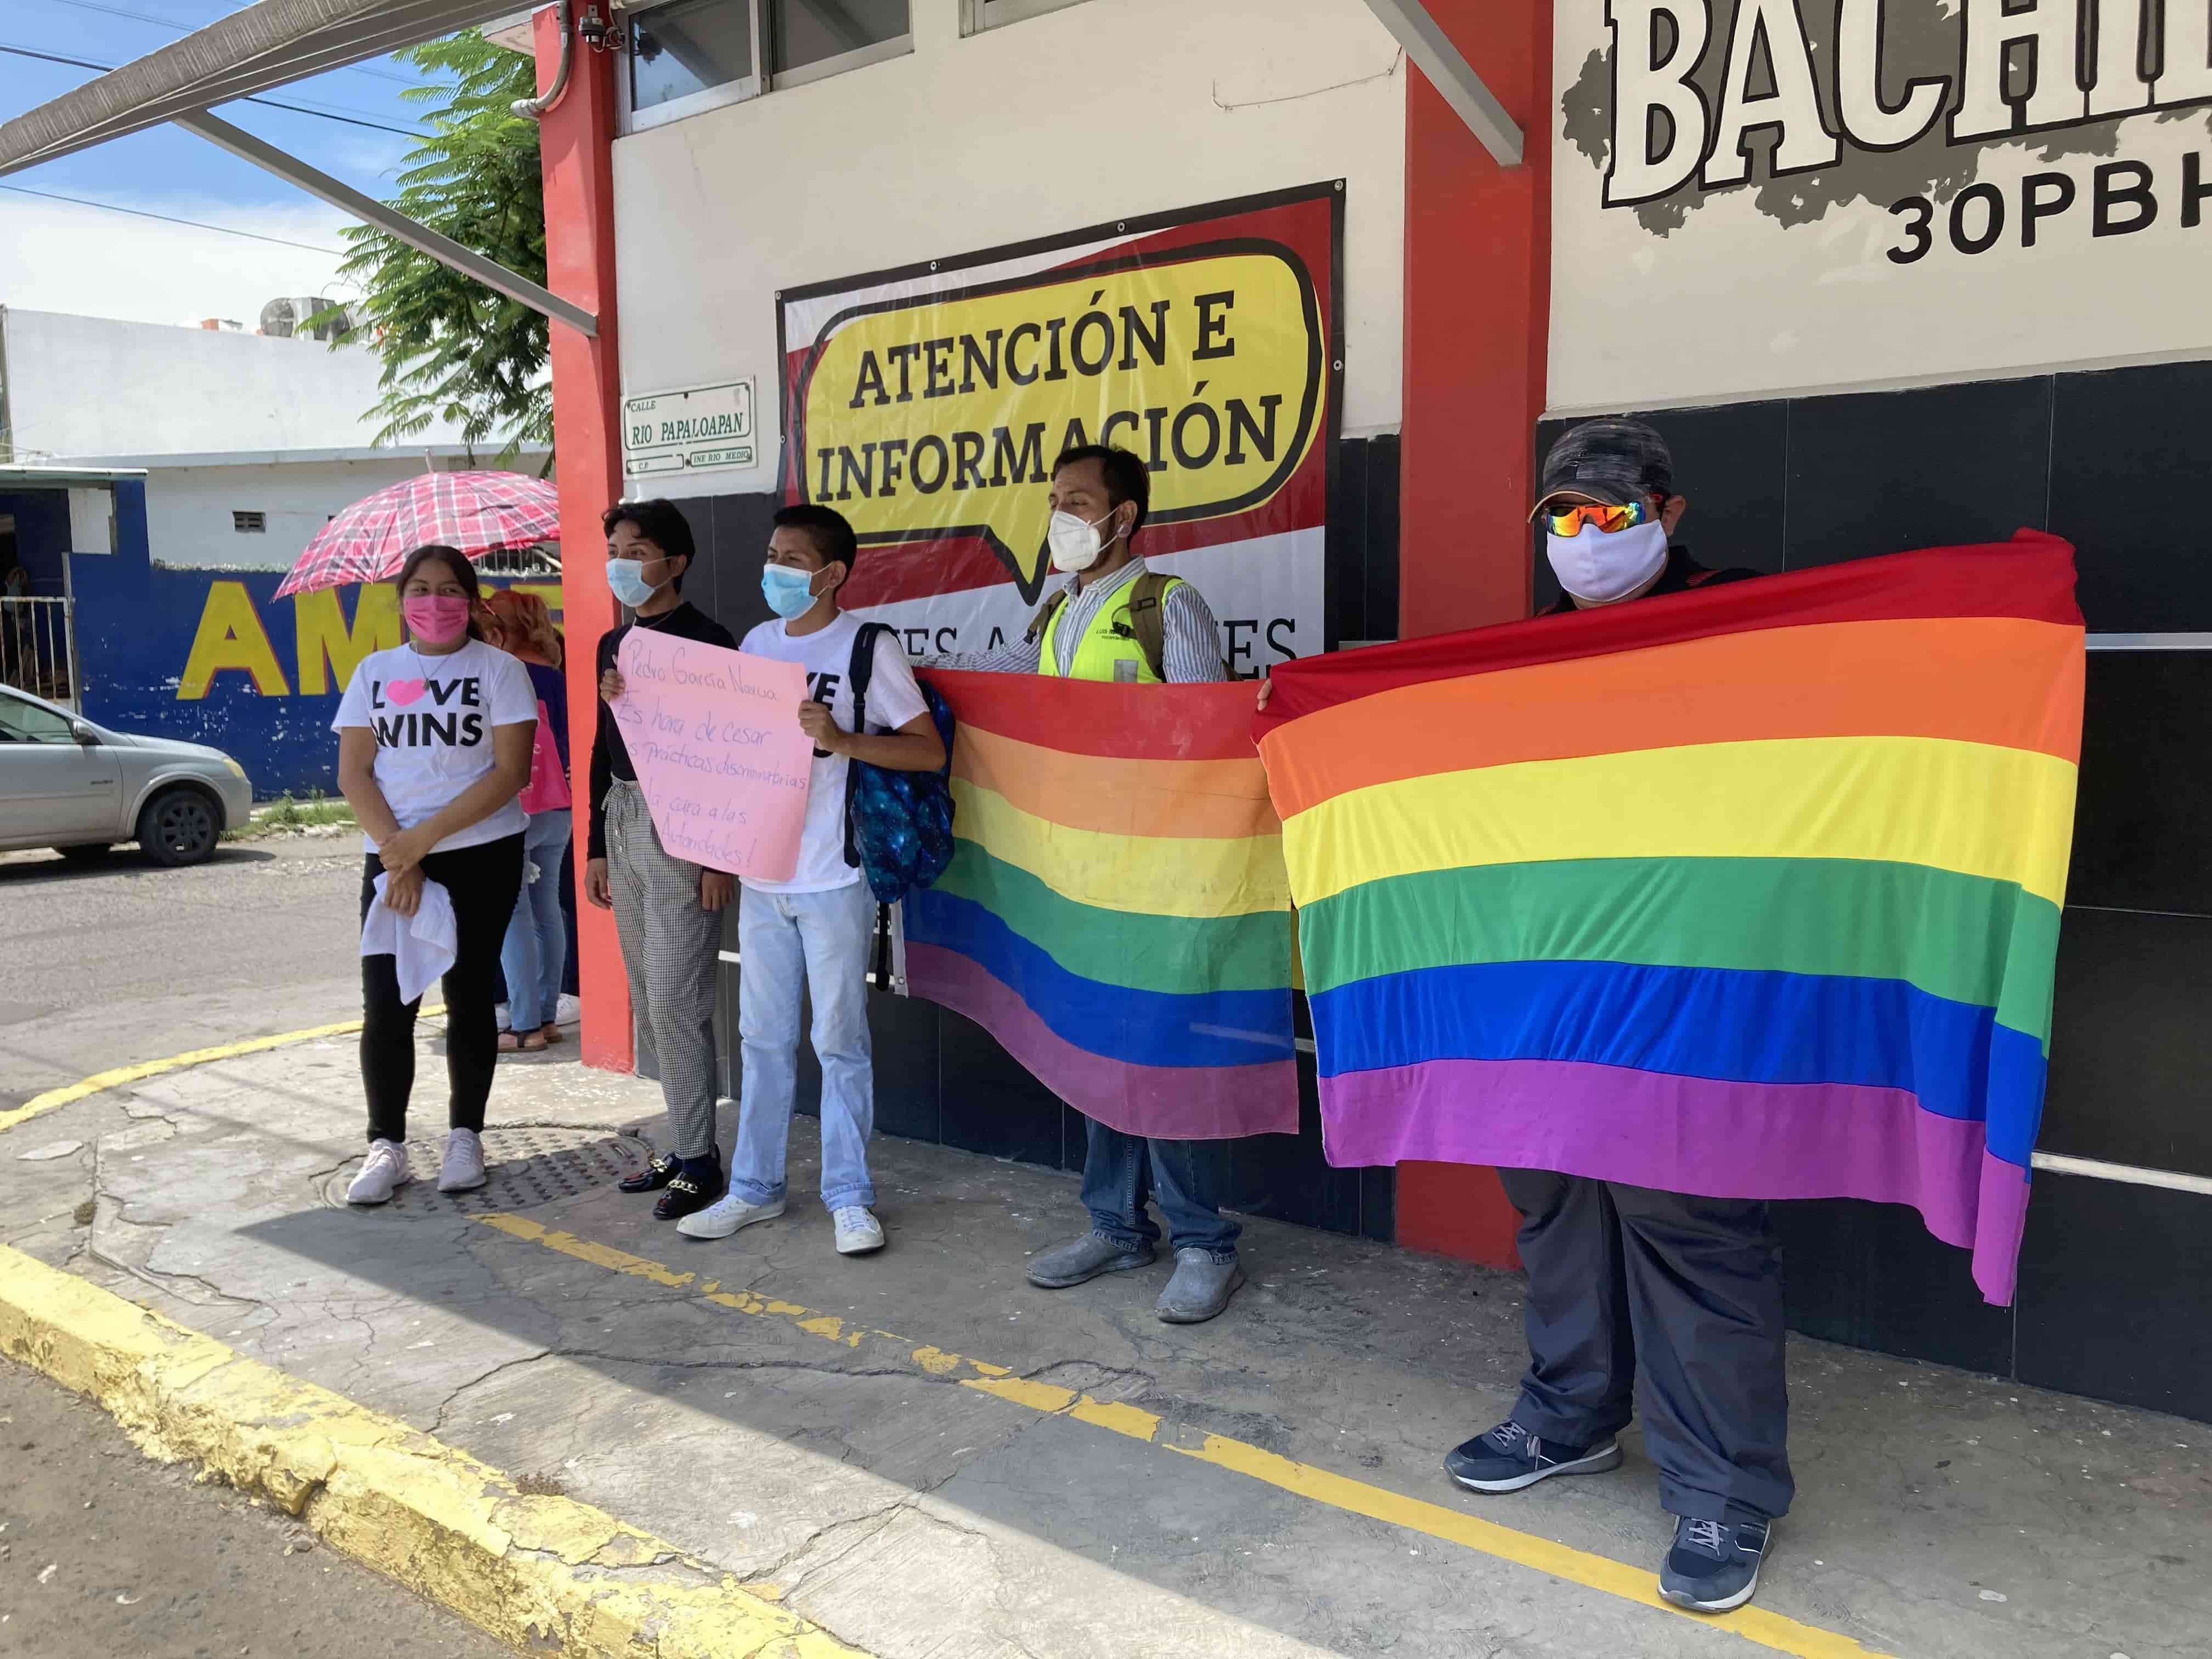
[1255,533,2084,1304]
[904,671,1299,1141]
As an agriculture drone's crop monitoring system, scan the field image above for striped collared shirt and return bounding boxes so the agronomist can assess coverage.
[929,557,1227,684]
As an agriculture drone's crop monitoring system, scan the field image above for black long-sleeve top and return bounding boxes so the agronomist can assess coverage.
[587,602,738,859]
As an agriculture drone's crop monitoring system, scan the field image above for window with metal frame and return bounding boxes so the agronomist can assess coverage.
[963,0,1091,32]
[770,0,909,81]
[621,0,911,132]
[232,511,266,533]
[628,0,759,122]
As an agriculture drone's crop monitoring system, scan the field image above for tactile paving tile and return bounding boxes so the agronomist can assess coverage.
[324,1125,654,1214]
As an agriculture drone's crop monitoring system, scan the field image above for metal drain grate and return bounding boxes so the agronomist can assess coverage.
[325,1125,655,1214]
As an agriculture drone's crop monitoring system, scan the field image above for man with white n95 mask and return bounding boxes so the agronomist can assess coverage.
[927,444,1249,1324]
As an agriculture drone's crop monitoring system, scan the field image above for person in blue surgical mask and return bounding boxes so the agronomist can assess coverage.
[585,500,741,1221]
[673,504,944,1258]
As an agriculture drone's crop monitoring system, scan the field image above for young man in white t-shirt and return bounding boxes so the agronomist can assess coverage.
[678,505,944,1256]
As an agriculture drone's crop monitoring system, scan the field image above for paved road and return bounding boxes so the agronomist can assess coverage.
[0,837,521,1656]
[0,837,362,1112]
[0,1356,511,1659]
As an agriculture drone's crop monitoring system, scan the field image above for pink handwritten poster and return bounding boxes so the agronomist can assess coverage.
[611,629,813,880]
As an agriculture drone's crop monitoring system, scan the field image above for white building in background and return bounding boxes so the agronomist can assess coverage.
[0,305,549,571]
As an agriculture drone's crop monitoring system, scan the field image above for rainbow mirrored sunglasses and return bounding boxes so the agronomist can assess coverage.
[1532,498,1656,535]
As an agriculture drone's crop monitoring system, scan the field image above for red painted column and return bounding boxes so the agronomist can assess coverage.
[1395,0,1553,1266]
[536,10,632,1072]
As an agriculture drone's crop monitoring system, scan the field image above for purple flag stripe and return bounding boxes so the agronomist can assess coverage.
[1319,1058,2033,1304]
[906,944,1300,1142]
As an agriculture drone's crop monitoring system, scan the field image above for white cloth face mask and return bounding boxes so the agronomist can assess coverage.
[1546,519,1668,604]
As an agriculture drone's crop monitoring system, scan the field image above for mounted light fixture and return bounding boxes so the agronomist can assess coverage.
[577,4,628,53]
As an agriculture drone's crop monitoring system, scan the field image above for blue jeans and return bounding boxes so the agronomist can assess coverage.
[1080,1120,1240,1260]
[733,878,877,1210]
[499,809,571,1031]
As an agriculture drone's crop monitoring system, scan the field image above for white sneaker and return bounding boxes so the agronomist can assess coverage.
[676,1192,785,1240]
[438,1127,487,1193]
[833,1206,885,1256]
[346,1139,413,1205]
[556,994,580,1026]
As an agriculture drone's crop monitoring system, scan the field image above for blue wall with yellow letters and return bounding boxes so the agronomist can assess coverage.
[70,482,562,799]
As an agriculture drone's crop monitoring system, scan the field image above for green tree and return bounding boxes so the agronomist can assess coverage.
[321,31,550,467]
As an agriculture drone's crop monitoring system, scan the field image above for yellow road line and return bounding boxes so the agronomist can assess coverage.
[479,1214,1893,1659]
[0,1007,442,1135]
[0,1240,871,1658]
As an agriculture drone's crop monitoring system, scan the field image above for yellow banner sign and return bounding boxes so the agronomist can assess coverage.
[791,244,1325,602]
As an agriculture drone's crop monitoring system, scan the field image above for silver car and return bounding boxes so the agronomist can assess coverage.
[0,684,254,866]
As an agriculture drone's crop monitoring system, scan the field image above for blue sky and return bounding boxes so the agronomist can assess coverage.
[2,1,514,326]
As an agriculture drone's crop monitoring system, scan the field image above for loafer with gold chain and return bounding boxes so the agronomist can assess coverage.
[652,1158,726,1221]
[618,1152,681,1195]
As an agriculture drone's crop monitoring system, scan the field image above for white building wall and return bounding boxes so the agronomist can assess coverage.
[1,307,481,459]
[609,0,1408,499]
[141,458,476,571]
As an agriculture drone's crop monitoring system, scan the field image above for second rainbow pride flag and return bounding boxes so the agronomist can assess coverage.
[905,671,1299,1142]
[1255,532,2085,1304]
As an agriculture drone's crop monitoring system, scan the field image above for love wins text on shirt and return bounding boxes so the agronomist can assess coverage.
[369,674,485,747]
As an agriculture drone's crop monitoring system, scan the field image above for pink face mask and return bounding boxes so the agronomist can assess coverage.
[402,594,472,645]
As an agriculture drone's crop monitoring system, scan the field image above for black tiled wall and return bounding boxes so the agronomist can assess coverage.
[1541,364,2212,1424]
[675,435,1402,1245]
[1536,361,2212,630]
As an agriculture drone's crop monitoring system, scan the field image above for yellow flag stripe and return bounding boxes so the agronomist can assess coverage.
[1284,736,2077,910]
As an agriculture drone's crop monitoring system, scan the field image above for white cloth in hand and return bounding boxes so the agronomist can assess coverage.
[360,873,459,1003]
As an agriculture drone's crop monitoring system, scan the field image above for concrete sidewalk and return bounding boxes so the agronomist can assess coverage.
[3,1034,2205,1659]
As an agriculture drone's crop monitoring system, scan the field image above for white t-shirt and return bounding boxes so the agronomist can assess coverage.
[332,639,538,855]
[738,612,930,894]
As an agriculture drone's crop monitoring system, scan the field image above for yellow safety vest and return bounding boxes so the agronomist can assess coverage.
[1035,574,1187,684]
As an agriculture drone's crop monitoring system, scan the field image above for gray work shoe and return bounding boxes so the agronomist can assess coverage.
[1155,1248,1245,1323]
[1026,1230,1155,1288]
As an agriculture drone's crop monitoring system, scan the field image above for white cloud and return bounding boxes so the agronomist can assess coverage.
[0,194,362,328]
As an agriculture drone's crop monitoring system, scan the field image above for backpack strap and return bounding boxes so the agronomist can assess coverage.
[1023,589,1068,656]
[842,622,889,871]
[1127,572,1173,684]
[847,619,884,733]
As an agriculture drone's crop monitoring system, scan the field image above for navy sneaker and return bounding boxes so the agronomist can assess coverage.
[1444,1420,1623,1493]
[1658,1515,1771,1612]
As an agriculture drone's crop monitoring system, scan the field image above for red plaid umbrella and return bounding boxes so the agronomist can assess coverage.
[274,471,562,597]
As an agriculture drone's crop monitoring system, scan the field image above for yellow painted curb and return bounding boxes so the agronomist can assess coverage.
[0,1008,442,1135]
[0,1243,871,1659]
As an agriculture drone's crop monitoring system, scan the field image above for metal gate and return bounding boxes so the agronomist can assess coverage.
[0,594,77,710]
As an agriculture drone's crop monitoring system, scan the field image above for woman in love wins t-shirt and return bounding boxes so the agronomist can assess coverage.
[335,640,538,848]
[332,545,539,1210]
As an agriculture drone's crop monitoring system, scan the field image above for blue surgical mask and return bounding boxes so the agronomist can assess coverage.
[606,557,662,610]
[761,561,822,620]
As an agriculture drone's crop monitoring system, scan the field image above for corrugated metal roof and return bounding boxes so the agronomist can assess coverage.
[0,0,526,178]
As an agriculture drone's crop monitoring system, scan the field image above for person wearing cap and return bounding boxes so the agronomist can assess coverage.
[1529,416,1751,612]
[1441,416,1784,1616]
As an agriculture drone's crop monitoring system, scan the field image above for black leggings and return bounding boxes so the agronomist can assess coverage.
[359,834,525,1144]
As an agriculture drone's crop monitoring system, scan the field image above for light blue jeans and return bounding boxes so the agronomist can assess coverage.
[733,878,877,1211]
[499,809,571,1031]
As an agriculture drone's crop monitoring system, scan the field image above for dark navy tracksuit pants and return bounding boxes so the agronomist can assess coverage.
[1499,1169,1795,1525]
